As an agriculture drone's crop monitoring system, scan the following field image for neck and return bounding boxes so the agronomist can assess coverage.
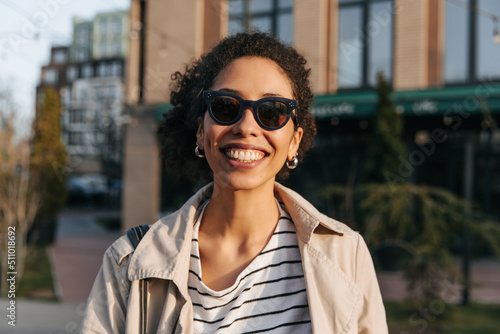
[201,181,279,242]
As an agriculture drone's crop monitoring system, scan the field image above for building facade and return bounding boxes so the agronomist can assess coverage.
[123,0,500,230]
[36,10,129,179]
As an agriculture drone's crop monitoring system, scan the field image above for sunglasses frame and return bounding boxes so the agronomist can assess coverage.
[202,90,299,131]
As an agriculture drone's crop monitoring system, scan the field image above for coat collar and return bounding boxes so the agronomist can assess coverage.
[127,182,349,282]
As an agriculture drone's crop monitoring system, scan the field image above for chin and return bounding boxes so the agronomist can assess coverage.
[213,172,276,192]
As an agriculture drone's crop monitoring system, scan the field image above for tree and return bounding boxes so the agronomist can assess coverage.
[29,87,67,244]
[321,184,500,304]
[320,73,500,311]
[0,90,40,296]
[363,73,406,184]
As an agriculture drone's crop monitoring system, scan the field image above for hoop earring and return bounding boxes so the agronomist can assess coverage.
[195,145,205,158]
[286,155,299,169]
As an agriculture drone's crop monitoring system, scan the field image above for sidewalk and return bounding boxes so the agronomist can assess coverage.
[0,298,84,334]
[378,258,500,304]
[0,209,121,334]
[50,210,121,302]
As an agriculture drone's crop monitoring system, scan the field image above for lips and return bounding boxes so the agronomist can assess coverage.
[224,149,265,162]
[219,143,268,163]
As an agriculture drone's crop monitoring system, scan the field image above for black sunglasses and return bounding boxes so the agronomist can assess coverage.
[202,90,299,131]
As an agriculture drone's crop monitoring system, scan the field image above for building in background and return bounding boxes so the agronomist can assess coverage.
[36,46,70,119]
[69,17,93,62]
[123,0,500,230]
[36,10,129,181]
[92,11,130,60]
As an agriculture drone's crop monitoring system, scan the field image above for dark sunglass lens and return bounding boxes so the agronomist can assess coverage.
[211,96,240,123]
[258,101,288,128]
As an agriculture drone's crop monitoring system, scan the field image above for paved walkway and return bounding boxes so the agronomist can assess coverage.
[50,210,121,302]
[378,258,500,304]
[1,209,499,333]
[0,209,121,334]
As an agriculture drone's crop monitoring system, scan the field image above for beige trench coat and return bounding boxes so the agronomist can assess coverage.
[81,183,388,334]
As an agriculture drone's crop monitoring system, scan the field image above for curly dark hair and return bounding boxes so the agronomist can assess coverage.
[159,32,316,182]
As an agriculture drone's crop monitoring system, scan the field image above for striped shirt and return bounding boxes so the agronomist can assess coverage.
[188,201,312,333]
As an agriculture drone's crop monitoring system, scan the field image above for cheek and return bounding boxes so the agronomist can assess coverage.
[202,122,226,148]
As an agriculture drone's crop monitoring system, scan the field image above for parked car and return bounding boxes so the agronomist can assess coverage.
[67,174,108,203]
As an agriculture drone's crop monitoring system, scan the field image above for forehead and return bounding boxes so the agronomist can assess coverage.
[211,56,293,97]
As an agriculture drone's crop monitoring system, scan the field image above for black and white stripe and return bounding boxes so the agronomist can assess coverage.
[188,201,311,333]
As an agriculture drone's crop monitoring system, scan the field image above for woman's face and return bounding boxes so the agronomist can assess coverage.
[197,56,303,192]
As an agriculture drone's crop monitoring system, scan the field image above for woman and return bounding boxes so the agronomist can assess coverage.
[81,32,387,333]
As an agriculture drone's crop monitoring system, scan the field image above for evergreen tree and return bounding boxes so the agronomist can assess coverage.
[363,73,406,184]
[30,87,67,244]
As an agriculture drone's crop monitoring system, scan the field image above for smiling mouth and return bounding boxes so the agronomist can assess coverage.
[224,149,265,163]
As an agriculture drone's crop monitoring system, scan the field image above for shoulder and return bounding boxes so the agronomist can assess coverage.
[106,234,135,263]
[274,182,358,238]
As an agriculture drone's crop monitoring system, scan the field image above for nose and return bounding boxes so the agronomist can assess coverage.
[231,107,260,137]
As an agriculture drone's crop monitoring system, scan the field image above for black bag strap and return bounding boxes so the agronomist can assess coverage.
[126,224,150,249]
[126,225,150,334]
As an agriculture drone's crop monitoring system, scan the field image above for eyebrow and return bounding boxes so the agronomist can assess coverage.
[217,88,285,99]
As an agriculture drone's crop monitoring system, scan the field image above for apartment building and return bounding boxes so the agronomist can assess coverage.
[36,10,129,177]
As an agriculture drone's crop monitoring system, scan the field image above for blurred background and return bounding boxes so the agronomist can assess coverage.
[1,0,500,333]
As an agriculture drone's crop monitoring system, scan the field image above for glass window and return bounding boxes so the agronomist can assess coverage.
[229,0,245,15]
[100,41,107,58]
[251,0,273,12]
[112,40,121,56]
[110,61,122,77]
[77,26,88,44]
[252,16,272,32]
[44,68,58,84]
[77,49,87,62]
[228,0,294,44]
[113,17,121,35]
[476,0,500,80]
[367,1,393,86]
[97,63,107,77]
[337,0,393,89]
[82,64,93,78]
[338,6,363,88]
[444,0,469,83]
[279,0,293,9]
[444,0,500,83]
[52,49,67,64]
[277,11,293,44]
[229,18,246,35]
[66,66,78,81]
[100,19,107,35]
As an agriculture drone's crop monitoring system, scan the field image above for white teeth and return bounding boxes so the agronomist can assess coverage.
[225,149,264,162]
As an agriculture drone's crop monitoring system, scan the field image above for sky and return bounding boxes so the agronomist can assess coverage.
[0,0,130,136]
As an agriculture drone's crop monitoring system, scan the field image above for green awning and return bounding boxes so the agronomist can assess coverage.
[312,84,500,119]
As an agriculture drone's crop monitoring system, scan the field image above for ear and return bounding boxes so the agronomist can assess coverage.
[196,116,204,149]
[288,126,303,160]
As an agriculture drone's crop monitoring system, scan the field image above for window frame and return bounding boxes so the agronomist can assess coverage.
[447,0,500,85]
[228,0,294,43]
[337,0,394,90]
